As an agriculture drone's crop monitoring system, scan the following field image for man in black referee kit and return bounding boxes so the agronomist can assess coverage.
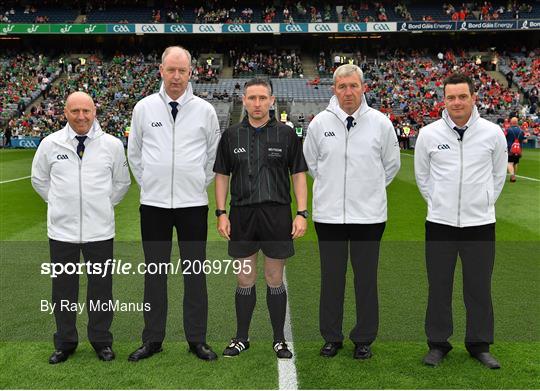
[213,78,308,359]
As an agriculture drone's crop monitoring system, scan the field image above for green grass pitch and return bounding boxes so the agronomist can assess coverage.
[0,148,539,389]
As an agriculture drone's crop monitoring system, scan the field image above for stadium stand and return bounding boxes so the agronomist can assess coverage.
[86,7,156,23]
[499,48,540,114]
[3,6,78,23]
[3,1,538,23]
[231,50,304,78]
[0,1,538,146]
[2,45,539,142]
[0,53,60,125]
[3,53,161,138]
[177,1,540,23]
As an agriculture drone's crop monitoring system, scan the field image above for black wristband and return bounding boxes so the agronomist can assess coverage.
[296,210,309,218]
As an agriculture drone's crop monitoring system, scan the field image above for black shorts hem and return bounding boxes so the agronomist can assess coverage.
[228,242,294,260]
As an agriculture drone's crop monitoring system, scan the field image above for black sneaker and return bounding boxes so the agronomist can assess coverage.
[223,338,250,357]
[273,340,293,359]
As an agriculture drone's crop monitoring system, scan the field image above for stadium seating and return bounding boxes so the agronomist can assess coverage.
[6,7,78,23]
[86,7,157,23]
[0,53,60,125]
[4,1,539,23]
[1,46,538,140]
[499,50,540,108]
[231,50,304,78]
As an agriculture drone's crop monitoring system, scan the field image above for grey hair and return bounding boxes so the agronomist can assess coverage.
[333,64,364,84]
[161,46,192,65]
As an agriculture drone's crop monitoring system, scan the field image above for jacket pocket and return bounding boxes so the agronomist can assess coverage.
[141,163,170,202]
[313,175,342,221]
[346,176,385,220]
[429,181,459,223]
[83,197,114,240]
[460,182,490,222]
[48,194,79,237]
[174,163,206,202]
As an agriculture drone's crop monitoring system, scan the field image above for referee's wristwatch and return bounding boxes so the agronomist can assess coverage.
[296,210,309,219]
[215,209,227,217]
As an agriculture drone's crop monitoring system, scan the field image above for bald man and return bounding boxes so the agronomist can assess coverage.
[32,92,131,364]
[128,46,220,361]
[506,117,527,182]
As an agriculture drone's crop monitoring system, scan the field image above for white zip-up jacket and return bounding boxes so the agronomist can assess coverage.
[414,107,507,227]
[128,83,220,208]
[303,95,400,224]
[31,122,130,242]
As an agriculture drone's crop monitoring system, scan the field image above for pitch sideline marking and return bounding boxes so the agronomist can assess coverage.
[279,269,298,390]
[400,153,540,182]
[0,175,31,184]
[515,175,540,182]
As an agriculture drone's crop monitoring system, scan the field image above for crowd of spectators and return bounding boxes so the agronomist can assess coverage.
[338,3,374,23]
[2,46,538,144]
[232,50,303,78]
[503,48,540,113]
[1,1,538,24]
[1,7,15,22]
[394,3,412,21]
[1,4,48,23]
[4,53,161,139]
[34,15,50,23]
[166,7,184,23]
[194,5,255,24]
[358,47,538,137]
[192,56,221,83]
[441,1,534,21]
[1,53,59,125]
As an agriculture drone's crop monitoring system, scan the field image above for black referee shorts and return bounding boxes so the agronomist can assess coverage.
[229,203,294,260]
[508,154,521,163]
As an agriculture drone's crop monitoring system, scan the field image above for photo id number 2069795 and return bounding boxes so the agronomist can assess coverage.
[181,259,252,275]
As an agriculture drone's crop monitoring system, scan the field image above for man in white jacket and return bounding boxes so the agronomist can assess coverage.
[303,64,400,359]
[31,91,130,364]
[127,46,220,361]
[414,73,507,369]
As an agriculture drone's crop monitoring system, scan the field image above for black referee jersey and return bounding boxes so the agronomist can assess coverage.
[213,116,307,207]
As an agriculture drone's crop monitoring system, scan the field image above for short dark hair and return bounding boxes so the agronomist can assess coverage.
[443,73,475,95]
[243,78,273,95]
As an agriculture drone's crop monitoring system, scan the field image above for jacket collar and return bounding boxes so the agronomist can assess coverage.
[159,82,194,107]
[325,94,370,124]
[441,105,481,130]
[66,122,98,141]
[54,121,103,147]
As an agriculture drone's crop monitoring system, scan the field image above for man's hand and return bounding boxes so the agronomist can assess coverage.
[217,214,231,240]
[291,215,307,239]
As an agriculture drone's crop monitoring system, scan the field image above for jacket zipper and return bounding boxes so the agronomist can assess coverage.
[78,153,83,242]
[159,90,194,209]
[328,111,351,224]
[457,139,463,227]
[170,108,176,209]
[343,126,349,224]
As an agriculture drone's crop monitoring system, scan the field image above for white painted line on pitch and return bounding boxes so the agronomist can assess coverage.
[279,268,298,390]
[401,153,540,182]
[515,174,540,182]
[0,175,30,184]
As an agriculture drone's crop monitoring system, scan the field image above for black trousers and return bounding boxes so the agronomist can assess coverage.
[425,221,495,354]
[315,222,386,344]
[49,238,113,351]
[140,204,208,344]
